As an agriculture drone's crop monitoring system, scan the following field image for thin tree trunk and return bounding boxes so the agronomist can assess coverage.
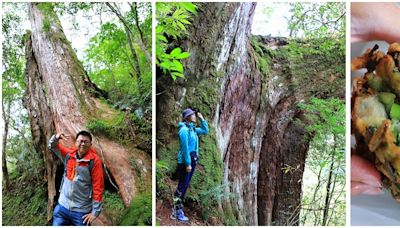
[105,2,151,62]
[105,2,142,91]
[327,179,345,225]
[324,135,339,226]
[123,25,142,86]
[322,144,335,225]
[312,166,323,225]
[2,100,11,191]
[104,61,122,98]
[129,2,145,45]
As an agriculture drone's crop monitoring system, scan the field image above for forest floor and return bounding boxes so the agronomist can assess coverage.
[156,178,223,226]
[156,199,207,226]
[2,181,48,225]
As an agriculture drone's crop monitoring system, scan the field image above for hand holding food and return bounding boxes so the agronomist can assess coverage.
[352,43,400,200]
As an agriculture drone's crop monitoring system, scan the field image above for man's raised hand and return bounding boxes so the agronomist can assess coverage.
[56,132,70,140]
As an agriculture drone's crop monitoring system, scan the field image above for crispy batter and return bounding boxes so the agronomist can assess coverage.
[388,42,400,70]
[388,43,400,54]
[351,46,385,72]
[376,55,400,97]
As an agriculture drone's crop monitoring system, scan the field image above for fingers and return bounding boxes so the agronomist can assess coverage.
[352,181,383,195]
[351,155,382,187]
[351,155,383,196]
[82,214,95,225]
[373,3,400,43]
[63,134,71,140]
[351,3,400,43]
[82,214,89,225]
[56,132,71,140]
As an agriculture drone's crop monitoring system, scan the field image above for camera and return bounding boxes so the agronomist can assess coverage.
[191,108,199,115]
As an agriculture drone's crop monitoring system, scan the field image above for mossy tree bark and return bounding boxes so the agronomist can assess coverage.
[24,3,150,225]
[157,2,344,226]
[157,2,262,224]
[23,30,58,223]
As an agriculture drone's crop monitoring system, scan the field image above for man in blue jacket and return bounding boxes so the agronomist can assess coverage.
[171,108,209,222]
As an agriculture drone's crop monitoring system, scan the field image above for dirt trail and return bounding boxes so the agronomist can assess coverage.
[156,179,223,226]
[156,199,211,226]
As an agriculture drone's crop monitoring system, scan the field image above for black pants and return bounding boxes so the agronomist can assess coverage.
[174,152,198,210]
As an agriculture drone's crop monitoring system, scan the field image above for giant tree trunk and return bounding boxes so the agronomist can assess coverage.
[23,30,58,222]
[23,3,150,224]
[157,2,344,226]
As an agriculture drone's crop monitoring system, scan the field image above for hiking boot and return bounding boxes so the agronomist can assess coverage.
[170,209,189,222]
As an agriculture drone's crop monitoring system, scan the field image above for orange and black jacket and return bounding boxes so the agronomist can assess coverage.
[48,135,104,217]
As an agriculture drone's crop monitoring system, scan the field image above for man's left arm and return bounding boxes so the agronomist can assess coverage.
[83,155,104,224]
[91,156,104,217]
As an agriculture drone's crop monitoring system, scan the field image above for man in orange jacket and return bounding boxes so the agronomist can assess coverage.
[48,130,104,226]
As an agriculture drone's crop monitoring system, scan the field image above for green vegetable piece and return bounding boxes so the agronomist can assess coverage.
[392,119,400,133]
[366,73,383,91]
[378,92,396,113]
[379,92,396,105]
[390,103,400,120]
[393,72,400,81]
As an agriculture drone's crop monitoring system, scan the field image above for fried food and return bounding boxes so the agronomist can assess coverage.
[352,43,400,201]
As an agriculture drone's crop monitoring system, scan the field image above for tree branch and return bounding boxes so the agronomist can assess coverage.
[105,2,150,62]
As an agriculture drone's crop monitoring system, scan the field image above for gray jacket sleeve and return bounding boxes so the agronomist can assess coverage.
[48,134,64,161]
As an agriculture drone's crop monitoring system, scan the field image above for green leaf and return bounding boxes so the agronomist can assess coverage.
[172,9,182,18]
[172,60,183,72]
[179,19,191,25]
[171,72,185,79]
[170,47,182,57]
[156,2,196,80]
[176,52,191,59]
[179,2,197,14]
[156,35,167,43]
[176,21,186,31]
[156,25,163,34]
[159,60,172,70]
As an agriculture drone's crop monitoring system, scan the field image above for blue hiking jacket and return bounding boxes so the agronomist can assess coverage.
[177,120,209,166]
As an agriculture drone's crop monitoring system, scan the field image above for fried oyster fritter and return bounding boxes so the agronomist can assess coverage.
[352,43,400,201]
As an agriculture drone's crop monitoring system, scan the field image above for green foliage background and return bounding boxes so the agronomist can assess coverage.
[156,2,196,80]
[298,98,345,226]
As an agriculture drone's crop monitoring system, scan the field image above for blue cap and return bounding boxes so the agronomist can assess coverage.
[182,108,195,120]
